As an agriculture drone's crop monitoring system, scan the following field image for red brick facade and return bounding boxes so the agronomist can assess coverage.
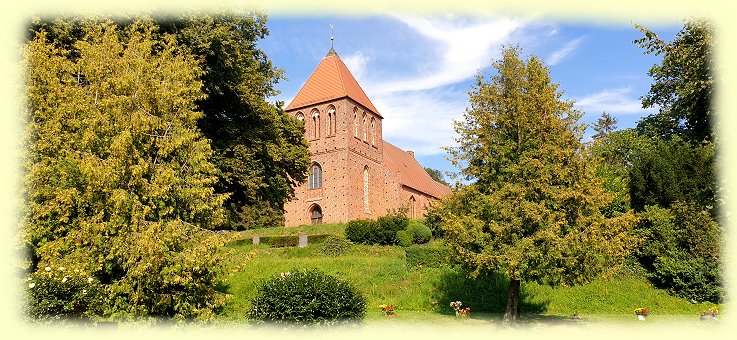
[284,49,450,226]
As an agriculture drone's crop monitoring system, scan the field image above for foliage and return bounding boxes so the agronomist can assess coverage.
[404,244,453,268]
[25,265,105,319]
[248,269,366,326]
[423,207,445,239]
[442,46,639,322]
[23,20,226,320]
[628,137,715,213]
[161,14,311,229]
[592,112,617,140]
[424,167,449,186]
[29,13,312,231]
[634,19,714,143]
[344,214,408,245]
[396,230,413,247]
[634,202,722,302]
[319,236,352,257]
[408,220,433,244]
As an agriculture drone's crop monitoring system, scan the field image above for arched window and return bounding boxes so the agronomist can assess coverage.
[370,117,376,146]
[353,108,358,138]
[363,166,370,213]
[327,106,336,136]
[311,109,320,139]
[295,112,304,122]
[362,112,367,142]
[409,196,416,219]
[308,163,322,189]
[309,204,323,224]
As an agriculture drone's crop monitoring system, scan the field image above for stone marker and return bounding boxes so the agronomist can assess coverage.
[299,234,308,247]
[252,235,260,245]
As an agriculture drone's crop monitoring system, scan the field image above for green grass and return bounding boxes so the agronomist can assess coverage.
[214,223,723,325]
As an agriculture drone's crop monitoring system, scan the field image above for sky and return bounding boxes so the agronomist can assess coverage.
[256,15,681,183]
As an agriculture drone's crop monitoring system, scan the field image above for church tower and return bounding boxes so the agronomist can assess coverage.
[283,47,390,226]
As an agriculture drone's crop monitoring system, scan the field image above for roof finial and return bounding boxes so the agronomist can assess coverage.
[326,24,337,57]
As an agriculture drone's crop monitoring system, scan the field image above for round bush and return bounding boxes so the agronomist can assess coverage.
[320,236,352,257]
[408,221,433,244]
[249,269,366,325]
[396,230,412,247]
[344,219,373,244]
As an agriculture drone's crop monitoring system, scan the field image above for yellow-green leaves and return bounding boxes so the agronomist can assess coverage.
[23,20,226,319]
[441,46,638,287]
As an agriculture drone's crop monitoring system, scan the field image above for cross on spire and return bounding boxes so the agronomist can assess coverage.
[326,24,337,56]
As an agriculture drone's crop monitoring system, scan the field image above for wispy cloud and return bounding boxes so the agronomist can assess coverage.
[575,87,653,116]
[372,88,465,156]
[368,15,525,94]
[546,37,584,66]
[342,51,369,82]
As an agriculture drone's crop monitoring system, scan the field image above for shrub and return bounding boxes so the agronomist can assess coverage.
[345,214,408,245]
[424,206,444,238]
[320,236,352,257]
[344,219,374,244]
[249,269,366,326]
[405,245,453,268]
[408,220,432,244]
[396,230,413,247]
[25,265,105,319]
[635,202,722,302]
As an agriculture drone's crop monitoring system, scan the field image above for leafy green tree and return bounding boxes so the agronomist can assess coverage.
[23,20,226,320]
[591,112,617,140]
[424,167,449,186]
[628,136,715,213]
[634,19,714,143]
[29,13,312,230]
[160,14,311,229]
[443,47,638,323]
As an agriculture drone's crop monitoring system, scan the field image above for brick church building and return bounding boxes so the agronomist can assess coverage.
[283,47,452,227]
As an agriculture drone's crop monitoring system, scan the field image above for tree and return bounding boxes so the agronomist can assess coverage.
[634,19,714,143]
[443,47,638,323]
[592,112,617,140]
[160,14,311,229]
[424,167,449,186]
[23,20,227,319]
[29,13,312,230]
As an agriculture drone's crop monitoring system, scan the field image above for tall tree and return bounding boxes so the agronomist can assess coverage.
[443,47,637,323]
[424,167,449,186]
[634,19,714,143]
[160,14,311,229]
[23,20,227,319]
[29,14,312,230]
[592,112,617,140]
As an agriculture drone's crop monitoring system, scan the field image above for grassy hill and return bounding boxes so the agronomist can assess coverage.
[213,223,721,325]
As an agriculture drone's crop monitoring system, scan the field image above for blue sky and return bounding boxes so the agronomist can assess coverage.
[260,15,681,182]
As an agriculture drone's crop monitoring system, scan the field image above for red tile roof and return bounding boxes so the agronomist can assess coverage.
[382,141,451,199]
[286,51,382,117]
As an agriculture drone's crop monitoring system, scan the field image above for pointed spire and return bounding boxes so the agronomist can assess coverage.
[326,24,337,57]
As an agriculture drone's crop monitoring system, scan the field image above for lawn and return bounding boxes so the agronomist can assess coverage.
[213,223,723,327]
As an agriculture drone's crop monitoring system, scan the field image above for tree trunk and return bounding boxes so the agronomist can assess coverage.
[503,278,520,325]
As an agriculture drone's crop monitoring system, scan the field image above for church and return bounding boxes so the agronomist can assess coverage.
[283,47,452,227]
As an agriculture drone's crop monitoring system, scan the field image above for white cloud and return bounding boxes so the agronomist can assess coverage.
[546,37,584,66]
[575,87,654,115]
[369,15,526,94]
[342,51,369,82]
[372,88,465,156]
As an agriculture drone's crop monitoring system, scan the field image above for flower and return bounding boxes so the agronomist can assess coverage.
[61,276,68,283]
[279,272,291,280]
[44,266,51,272]
[28,282,35,288]
[87,277,94,283]
[634,307,650,316]
[450,301,463,311]
[701,307,718,316]
[380,304,396,315]
[58,267,65,271]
